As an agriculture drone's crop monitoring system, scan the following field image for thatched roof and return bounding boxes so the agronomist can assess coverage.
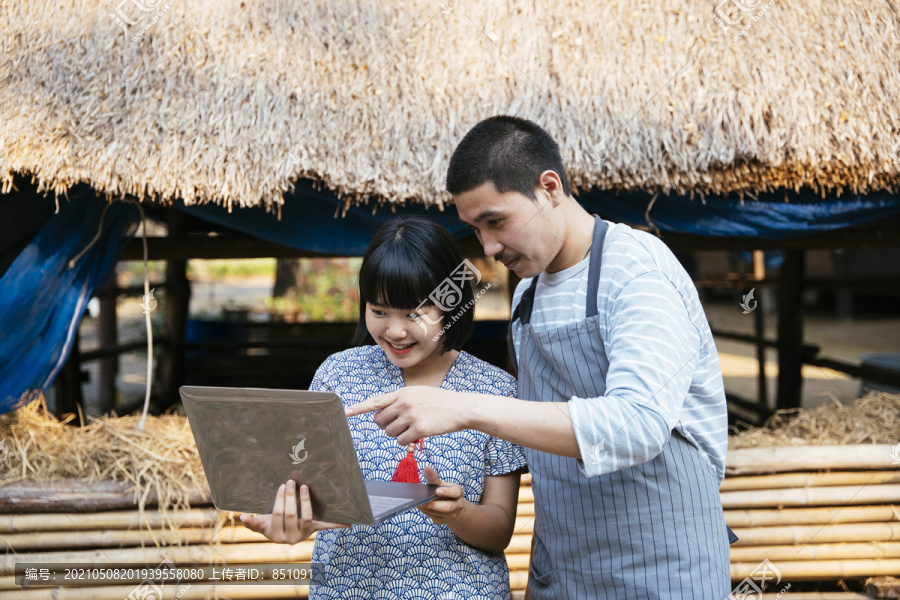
[1,1,899,211]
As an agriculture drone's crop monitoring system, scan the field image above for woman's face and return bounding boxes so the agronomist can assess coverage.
[365,302,446,369]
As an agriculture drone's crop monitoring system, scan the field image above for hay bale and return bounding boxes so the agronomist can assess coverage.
[729,391,900,449]
[0,397,208,516]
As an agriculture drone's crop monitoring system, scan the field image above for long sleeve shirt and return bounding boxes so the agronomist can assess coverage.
[511,220,729,482]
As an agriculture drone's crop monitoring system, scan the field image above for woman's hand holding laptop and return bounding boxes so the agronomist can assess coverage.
[416,466,466,525]
[239,480,350,544]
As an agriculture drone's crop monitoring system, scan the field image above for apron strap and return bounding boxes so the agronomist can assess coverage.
[585,215,609,319]
[506,277,539,376]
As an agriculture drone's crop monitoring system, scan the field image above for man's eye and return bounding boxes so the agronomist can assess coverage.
[488,218,502,227]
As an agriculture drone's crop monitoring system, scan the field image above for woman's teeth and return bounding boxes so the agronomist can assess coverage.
[389,342,414,349]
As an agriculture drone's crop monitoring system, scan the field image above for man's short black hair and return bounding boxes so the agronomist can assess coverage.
[351,216,475,353]
[446,115,572,200]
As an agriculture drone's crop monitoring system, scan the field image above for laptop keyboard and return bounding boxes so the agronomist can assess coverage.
[368,495,415,515]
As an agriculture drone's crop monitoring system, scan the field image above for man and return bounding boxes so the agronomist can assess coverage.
[347,116,733,598]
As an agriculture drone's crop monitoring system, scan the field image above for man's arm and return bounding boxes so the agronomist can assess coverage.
[346,273,699,470]
[345,389,581,457]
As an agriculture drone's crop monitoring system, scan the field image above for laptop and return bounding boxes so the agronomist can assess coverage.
[179,386,439,525]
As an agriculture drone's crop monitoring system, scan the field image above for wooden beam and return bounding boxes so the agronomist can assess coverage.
[656,217,900,252]
[776,250,805,410]
[121,235,341,260]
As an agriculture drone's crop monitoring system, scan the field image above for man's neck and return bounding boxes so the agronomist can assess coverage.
[545,203,595,274]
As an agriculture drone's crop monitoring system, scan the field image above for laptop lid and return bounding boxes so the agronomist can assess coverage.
[180,386,438,526]
[181,385,378,524]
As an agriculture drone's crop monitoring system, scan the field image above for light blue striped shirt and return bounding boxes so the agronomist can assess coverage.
[512,220,729,482]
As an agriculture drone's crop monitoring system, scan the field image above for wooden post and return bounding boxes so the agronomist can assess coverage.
[834,249,854,322]
[156,209,191,411]
[97,279,118,415]
[776,250,805,410]
[52,329,84,422]
[752,251,768,409]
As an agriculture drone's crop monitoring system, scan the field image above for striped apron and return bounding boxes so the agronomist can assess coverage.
[508,217,732,599]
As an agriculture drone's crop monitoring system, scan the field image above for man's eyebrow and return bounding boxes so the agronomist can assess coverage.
[471,209,504,223]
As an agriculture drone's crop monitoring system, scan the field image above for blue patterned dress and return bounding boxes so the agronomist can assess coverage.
[308,345,527,600]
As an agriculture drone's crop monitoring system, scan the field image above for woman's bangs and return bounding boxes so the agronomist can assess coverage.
[361,245,437,310]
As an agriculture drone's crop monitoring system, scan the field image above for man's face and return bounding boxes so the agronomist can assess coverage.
[454,181,561,279]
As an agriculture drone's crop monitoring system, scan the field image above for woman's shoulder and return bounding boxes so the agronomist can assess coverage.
[450,351,517,395]
[316,346,383,376]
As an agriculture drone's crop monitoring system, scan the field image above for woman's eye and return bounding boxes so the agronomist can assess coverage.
[370,309,384,316]
[408,312,421,320]
[488,218,502,227]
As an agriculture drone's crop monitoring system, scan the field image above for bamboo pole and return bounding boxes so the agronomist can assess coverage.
[0,481,211,513]
[0,526,268,551]
[0,542,314,576]
[0,509,222,533]
[0,532,538,578]
[730,542,900,562]
[731,559,900,581]
[1,518,533,552]
[720,484,900,508]
[731,522,900,546]
[725,445,899,476]
[720,470,900,491]
[505,534,535,554]
[725,505,899,528]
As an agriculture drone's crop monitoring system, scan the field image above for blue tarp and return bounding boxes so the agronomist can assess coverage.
[175,180,900,255]
[0,192,140,414]
[2,178,899,414]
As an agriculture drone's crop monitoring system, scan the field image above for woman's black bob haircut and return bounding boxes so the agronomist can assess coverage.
[351,216,476,354]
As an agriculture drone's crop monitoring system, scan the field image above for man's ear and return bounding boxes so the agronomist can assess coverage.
[537,170,566,207]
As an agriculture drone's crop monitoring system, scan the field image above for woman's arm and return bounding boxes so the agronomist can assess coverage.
[418,466,521,553]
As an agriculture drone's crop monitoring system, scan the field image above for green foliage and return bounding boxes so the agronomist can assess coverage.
[268,258,361,322]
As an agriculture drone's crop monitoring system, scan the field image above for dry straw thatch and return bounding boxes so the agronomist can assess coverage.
[0,396,208,513]
[729,391,900,448]
[1,0,899,212]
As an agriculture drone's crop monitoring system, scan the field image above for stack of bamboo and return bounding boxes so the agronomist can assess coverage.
[725,445,900,584]
[3,448,900,598]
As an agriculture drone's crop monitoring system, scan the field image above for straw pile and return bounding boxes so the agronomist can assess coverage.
[730,391,900,449]
[2,0,899,212]
[0,396,207,513]
[724,392,900,587]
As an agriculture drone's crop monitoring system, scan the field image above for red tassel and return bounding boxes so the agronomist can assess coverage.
[391,440,423,483]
